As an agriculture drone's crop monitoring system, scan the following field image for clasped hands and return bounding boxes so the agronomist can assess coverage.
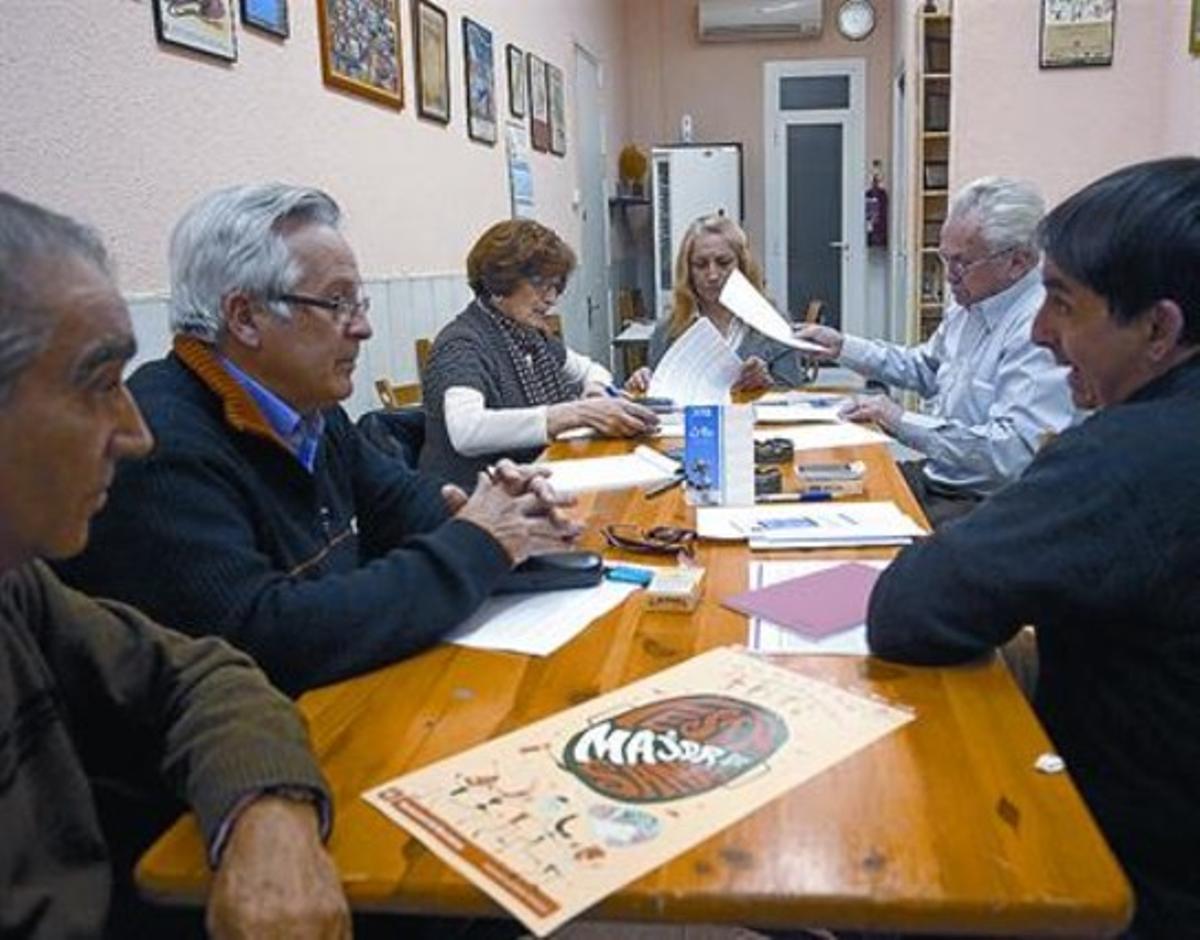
[443,459,582,564]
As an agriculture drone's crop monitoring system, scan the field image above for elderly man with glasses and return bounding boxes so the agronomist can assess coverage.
[799,176,1076,526]
[56,183,580,697]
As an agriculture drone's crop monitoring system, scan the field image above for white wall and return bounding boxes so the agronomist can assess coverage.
[950,0,1194,206]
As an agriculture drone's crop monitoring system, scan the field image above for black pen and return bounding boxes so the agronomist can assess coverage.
[644,474,684,498]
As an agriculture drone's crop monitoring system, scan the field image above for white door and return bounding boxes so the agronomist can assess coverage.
[571,44,610,366]
[764,60,866,335]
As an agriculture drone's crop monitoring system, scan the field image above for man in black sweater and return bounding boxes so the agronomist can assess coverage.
[57,184,579,696]
[0,192,347,936]
[868,158,1200,938]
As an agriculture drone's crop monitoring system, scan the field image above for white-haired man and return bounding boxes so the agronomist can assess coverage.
[0,191,348,938]
[800,176,1077,525]
[57,183,579,696]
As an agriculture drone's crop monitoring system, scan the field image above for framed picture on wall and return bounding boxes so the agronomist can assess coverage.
[527,52,550,152]
[547,63,566,157]
[240,0,289,38]
[463,18,497,144]
[1039,0,1116,69]
[1191,0,1200,55]
[507,44,527,118]
[152,0,238,61]
[414,0,451,123]
[316,0,403,109]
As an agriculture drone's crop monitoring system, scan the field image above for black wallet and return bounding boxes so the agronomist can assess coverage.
[493,551,605,593]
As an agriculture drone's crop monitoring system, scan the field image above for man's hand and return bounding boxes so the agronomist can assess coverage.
[795,324,844,361]
[839,394,903,432]
[206,796,349,940]
[624,366,652,395]
[732,356,772,392]
[547,398,660,438]
[451,462,582,564]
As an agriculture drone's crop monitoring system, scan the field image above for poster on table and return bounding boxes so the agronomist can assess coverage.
[364,646,913,936]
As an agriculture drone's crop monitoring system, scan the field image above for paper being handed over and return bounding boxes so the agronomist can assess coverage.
[646,317,742,406]
[719,268,828,354]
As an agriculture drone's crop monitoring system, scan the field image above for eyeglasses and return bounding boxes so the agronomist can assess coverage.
[526,275,566,296]
[936,246,1015,278]
[272,291,371,326]
[603,523,697,558]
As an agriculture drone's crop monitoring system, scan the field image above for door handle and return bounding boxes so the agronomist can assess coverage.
[828,240,847,249]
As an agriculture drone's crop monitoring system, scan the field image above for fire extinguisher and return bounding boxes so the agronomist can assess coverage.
[866,162,889,249]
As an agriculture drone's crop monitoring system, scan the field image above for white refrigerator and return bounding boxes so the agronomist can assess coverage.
[651,143,744,321]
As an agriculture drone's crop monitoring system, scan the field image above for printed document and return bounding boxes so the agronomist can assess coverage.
[446,578,642,656]
[718,269,827,353]
[696,501,926,548]
[753,423,892,451]
[541,445,679,495]
[647,317,742,405]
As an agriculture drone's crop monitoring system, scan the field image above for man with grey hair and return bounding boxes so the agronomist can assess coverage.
[57,183,580,696]
[0,191,349,937]
[799,176,1076,526]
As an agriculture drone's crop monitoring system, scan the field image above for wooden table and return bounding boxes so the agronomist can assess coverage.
[137,435,1133,936]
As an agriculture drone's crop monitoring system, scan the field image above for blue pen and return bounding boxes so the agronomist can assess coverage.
[603,383,622,398]
[605,565,654,586]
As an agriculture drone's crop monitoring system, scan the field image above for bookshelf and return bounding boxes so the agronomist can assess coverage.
[912,3,953,342]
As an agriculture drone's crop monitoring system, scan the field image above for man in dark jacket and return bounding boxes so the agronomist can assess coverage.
[868,157,1200,938]
[0,191,347,937]
[57,183,579,696]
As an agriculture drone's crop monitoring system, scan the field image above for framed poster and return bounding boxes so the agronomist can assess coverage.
[316,0,403,109]
[153,0,238,61]
[547,63,566,157]
[414,0,450,123]
[527,52,550,153]
[240,0,288,38]
[462,17,497,144]
[506,43,527,118]
[1039,0,1116,69]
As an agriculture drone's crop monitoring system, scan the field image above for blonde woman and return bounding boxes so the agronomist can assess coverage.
[626,214,810,393]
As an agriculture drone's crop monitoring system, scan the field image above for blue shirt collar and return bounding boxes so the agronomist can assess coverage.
[220,357,324,472]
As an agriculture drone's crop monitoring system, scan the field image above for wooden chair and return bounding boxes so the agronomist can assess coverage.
[415,338,432,382]
[803,298,825,325]
[375,378,420,410]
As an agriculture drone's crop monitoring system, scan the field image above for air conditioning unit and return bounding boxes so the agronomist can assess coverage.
[698,0,824,41]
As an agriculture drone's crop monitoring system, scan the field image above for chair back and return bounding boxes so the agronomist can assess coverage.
[375,378,421,409]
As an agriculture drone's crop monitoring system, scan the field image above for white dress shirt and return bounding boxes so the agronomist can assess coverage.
[838,266,1076,495]
[444,348,612,456]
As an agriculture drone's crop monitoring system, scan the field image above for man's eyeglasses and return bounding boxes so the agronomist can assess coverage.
[936,245,1015,278]
[272,292,371,326]
[603,523,696,558]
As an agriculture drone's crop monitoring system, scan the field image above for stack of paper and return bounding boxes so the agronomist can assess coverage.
[753,401,843,424]
[696,501,927,549]
[753,423,892,451]
[647,317,742,405]
[540,445,680,495]
[729,560,890,654]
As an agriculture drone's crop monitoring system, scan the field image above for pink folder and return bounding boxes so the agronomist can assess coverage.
[722,563,882,639]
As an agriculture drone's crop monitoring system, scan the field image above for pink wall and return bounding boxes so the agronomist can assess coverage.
[619,0,897,259]
[951,0,1198,207]
[0,0,628,293]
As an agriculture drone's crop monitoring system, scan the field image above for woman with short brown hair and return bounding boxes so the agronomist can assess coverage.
[421,219,657,486]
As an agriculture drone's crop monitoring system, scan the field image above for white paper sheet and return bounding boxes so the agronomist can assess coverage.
[696,501,927,547]
[446,579,642,656]
[646,317,742,405]
[753,423,892,451]
[743,559,890,654]
[754,402,843,424]
[718,269,827,353]
[540,445,680,495]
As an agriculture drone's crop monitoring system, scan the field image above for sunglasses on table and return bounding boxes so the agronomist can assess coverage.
[603,524,697,558]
